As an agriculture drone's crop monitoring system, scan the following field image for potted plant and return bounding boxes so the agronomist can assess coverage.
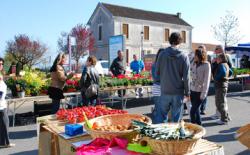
[16,79,26,98]
[5,77,18,97]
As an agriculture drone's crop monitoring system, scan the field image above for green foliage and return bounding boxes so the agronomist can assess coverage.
[232,68,250,76]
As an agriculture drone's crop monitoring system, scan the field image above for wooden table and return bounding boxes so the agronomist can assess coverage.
[37,115,224,155]
[37,115,91,155]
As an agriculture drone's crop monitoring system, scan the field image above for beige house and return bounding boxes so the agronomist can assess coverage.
[88,3,192,63]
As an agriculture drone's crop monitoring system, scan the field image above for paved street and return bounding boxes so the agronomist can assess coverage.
[0,84,250,155]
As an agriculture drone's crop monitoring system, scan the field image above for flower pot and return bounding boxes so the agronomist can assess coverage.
[17,91,25,98]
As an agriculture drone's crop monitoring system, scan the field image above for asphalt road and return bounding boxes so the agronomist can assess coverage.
[0,83,250,155]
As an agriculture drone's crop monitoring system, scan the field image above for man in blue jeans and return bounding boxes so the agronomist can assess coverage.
[155,32,190,123]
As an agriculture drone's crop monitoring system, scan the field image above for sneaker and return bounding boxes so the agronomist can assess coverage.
[7,143,15,147]
[216,120,228,125]
[0,143,15,148]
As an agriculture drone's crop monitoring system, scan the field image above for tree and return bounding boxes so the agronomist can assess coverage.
[6,34,47,69]
[57,32,69,53]
[71,24,95,72]
[212,11,241,47]
[58,24,95,72]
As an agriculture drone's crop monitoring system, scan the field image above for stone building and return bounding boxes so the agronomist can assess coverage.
[88,3,192,63]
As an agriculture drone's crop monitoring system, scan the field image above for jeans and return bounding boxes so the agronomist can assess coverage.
[0,108,10,145]
[200,97,207,112]
[81,92,98,106]
[152,96,160,124]
[190,91,203,125]
[153,94,184,123]
[51,99,60,114]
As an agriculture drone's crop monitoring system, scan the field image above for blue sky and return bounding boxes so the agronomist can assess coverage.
[1,0,250,60]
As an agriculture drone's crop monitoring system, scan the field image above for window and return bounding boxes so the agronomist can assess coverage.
[126,49,129,63]
[98,25,102,41]
[181,31,186,43]
[144,26,149,40]
[123,24,129,39]
[165,28,170,42]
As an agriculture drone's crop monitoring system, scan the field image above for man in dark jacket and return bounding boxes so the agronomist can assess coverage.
[155,32,190,123]
[110,50,126,97]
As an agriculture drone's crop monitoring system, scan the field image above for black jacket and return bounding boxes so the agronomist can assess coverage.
[80,66,99,91]
[110,57,125,76]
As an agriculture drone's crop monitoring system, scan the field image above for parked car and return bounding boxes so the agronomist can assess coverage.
[99,60,109,75]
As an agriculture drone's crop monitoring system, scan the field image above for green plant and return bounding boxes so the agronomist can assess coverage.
[16,79,26,92]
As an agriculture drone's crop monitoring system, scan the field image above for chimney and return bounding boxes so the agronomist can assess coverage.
[177,12,181,18]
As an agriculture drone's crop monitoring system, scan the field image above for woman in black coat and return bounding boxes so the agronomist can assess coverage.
[80,56,99,106]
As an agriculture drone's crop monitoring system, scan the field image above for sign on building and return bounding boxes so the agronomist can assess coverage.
[108,35,125,66]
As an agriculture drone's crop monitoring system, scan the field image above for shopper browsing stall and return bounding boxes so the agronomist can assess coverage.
[48,53,73,114]
[80,56,99,106]
[155,32,190,123]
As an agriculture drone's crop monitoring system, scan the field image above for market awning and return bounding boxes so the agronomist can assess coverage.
[225,46,250,52]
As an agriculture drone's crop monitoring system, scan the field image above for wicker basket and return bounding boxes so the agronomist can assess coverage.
[84,114,151,142]
[236,124,250,149]
[141,123,206,155]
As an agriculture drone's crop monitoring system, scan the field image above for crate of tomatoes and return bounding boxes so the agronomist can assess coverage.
[56,105,127,124]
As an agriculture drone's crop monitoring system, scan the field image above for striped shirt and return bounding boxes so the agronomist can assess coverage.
[152,83,161,96]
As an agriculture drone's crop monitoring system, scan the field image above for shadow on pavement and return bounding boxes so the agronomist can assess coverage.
[9,150,38,155]
[201,116,216,121]
[205,133,236,142]
[237,149,250,155]
[9,130,37,139]
[219,127,240,134]
[202,122,219,127]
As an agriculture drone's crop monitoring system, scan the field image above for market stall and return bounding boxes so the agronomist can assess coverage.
[37,105,224,155]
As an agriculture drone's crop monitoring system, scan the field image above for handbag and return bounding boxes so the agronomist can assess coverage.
[85,70,98,98]
[85,83,98,98]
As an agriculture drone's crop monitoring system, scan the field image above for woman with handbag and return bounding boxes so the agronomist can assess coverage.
[80,56,99,106]
[48,53,73,114]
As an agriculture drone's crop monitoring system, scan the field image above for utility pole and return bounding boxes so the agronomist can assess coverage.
[67,35,72,72]
[140,31,144,60]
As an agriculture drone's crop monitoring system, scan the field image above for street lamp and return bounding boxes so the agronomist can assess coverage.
[140,31,144,59]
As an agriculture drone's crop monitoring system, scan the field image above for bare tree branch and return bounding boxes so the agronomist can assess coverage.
[211,11,242,47]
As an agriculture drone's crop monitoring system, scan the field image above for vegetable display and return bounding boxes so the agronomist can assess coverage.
[92,116,149,132]
[56,105,127,123]
[133,120,193,140]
